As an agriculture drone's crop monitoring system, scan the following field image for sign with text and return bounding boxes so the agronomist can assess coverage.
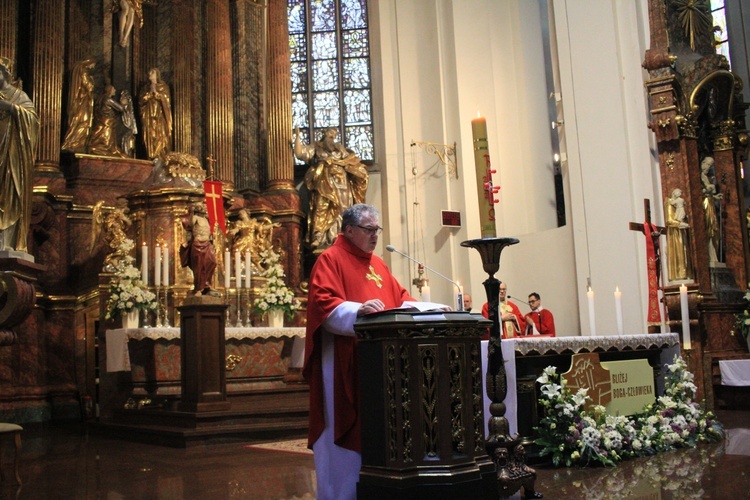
[600,359,655,416]
[562,353,655,416]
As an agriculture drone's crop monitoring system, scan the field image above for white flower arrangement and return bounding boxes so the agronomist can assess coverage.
[104,238,157,320]
[534,356,723,467]
[252,248,300,319]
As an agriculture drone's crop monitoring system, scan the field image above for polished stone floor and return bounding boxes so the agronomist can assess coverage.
[1,410,748,499]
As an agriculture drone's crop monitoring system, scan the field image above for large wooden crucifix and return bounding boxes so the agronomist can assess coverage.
[629,199,667,328]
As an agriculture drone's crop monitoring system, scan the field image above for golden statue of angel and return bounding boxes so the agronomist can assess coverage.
[91,200,132,271]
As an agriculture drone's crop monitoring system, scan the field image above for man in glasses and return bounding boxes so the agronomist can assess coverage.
[524,292,556,337]
[303,203,414,499]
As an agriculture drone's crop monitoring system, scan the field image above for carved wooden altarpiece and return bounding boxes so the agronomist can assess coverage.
[643,0,750,408]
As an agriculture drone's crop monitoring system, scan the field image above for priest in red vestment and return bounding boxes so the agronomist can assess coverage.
[481,281,525,339]
[524,292,556,337]
[303,203,414,500]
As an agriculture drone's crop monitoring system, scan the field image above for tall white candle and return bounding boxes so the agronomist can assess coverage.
[154,245,162,287]
[141,242,148,285]
[244,251,252,288]
[680,284,691,349]
[235,251,242,288]
[162,245,169,287]
[224,249,231,289]
[421,283,431,303]
[587,287,596,336]
[614,286,623,336]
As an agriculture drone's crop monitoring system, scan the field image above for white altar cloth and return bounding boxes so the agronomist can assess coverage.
[106,326,306,372]
[719,359,750,386]
[481,333,680,439]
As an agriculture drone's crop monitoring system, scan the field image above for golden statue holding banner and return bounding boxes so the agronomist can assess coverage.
[293,127,368,252]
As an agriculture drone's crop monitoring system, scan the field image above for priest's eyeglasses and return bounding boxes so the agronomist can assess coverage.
[357,225,383,236]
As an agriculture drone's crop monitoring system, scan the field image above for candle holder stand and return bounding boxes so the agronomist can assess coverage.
[154,286,163,328]
[225,288,231,326]
[235,288,242,327]
[161,286,171,328]
[140,306,150,328]
[243,289,252,327]
[461,237,541,499]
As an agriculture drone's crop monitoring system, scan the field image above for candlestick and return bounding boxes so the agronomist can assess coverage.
[614,286,623,336]
[680,284,691,349]
[154,245,162,287]
[471,114,497,238]
[587,287,596,336]
[658,289,668,333]
[245,251,252,289]
[141,242,148,284]
[162,245,169,287]
[421,283,431,303]
[235,251,242,289]
[456,283,464,311]
[224,250,231,289]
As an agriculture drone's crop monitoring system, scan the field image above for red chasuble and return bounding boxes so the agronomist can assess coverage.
[524,308,556,337]
[303,235,413,453]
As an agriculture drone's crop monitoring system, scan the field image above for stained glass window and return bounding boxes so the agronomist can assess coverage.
[288,0,373,164]
[711,0,732,64]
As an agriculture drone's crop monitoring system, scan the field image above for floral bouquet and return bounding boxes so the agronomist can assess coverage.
[734,285,750,345]
[534,356,723,467]
[104,238,157,320]
[252,248,301,319]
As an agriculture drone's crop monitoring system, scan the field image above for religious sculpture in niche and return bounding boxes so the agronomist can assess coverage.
[228,209,281,273]
[114,0,144,48]
[61,58,96,153]
[180,201,219,296]
[293,126,368,252]
[700,156,724,265]
[0,56,40,253]
[87,85,127,158]
[138,68,173,160]
[665,188,695,281]
[90,199,132,271]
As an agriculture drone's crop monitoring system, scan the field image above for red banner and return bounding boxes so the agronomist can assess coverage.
[203,180,226,235]
[643,223,661,325]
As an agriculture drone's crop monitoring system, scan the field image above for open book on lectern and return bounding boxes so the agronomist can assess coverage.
[363,300,451,319]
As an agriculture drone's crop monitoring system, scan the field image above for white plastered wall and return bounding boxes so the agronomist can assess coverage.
[369,0,661,336]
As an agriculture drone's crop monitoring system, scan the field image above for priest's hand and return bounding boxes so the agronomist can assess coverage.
[358,299,385,316]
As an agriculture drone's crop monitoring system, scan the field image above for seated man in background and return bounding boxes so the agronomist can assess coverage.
[524,292,556,337]
[463,293,473,312]
[481,282,524,339]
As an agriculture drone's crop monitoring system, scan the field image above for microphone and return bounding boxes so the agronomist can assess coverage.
[508,295,530,306]
[385,245,465,311]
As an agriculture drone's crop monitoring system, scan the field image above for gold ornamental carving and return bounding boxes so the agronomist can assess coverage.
[225,353,243,371]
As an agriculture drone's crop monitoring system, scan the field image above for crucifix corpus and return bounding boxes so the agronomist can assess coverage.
[628,199,668,330]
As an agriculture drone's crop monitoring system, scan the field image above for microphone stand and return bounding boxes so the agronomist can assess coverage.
[386,245,464,311]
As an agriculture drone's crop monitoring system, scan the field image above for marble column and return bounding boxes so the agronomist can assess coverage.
[231,0,264,193]
[266,0,295,191]
[205,0,235,189]
[32,0,66,174]
[172,0,199,156]
[0,2,17,63]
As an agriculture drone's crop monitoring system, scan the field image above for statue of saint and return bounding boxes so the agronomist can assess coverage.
[180,202,218,296]
[700,156,723,265]
[139,68,173,160]
[61,58,96,153]
[293,127,368,251]
[228,210,280,272]
[114,0,143,48]
[665,188,694,281]
[0,56,40,253]
[91,200,132,271]
[119,90,137,158]
[87,85,126,158]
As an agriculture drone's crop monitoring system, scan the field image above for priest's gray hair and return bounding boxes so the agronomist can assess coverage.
[342,203,379,230]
